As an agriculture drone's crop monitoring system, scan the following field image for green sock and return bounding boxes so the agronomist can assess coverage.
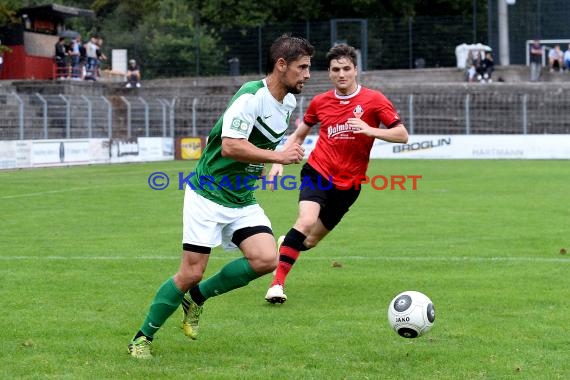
[140,277,184,338]
[199,257,261,300]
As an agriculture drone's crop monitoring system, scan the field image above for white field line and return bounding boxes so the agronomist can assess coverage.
[0,187,93,199]
[1,255,569,263]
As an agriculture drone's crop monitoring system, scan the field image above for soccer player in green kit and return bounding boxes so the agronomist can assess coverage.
[128,35,313,358]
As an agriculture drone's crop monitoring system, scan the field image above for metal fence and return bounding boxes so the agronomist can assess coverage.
[389,92,570,135]
[2,90,569,140]
[0,93,175,140]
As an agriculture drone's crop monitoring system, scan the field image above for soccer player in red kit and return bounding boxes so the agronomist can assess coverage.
[265,43,409,303]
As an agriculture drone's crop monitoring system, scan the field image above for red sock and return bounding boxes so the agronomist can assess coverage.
[272,246,300,286]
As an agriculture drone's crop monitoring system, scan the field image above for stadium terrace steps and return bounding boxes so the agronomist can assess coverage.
[2,65,569,98]
[133,65,570,99]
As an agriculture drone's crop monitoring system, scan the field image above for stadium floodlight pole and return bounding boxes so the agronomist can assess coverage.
[498,0,512,65]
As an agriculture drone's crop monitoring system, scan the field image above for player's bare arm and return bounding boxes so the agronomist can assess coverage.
[222,137,304,165]
[349,118,409,143]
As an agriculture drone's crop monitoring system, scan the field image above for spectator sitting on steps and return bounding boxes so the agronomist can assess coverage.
[563,44,570,72]
[465,50,482,82]
[548,44,563,72]
[477,52,494,83]
[125,59,141,88]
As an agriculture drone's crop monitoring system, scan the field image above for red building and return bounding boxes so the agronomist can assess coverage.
[0,4,94,80]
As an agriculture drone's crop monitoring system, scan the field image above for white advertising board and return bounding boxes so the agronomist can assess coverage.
[371,135,570,159]
[138,137,174,161]
[0,141,30,169]
[1,135,568,170]
[0,138,174,169]
[31,139,91,166]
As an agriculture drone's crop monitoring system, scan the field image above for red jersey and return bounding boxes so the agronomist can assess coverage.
[304,85,401,187]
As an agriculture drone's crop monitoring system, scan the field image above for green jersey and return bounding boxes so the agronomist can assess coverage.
[190,79,296,207]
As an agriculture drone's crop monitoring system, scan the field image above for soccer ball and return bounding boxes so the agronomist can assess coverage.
[387,290,435,338]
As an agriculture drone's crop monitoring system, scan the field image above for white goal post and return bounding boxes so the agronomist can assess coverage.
[525,39,570,66]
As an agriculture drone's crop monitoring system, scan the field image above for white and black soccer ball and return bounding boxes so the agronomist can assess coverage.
[387,290,435,338]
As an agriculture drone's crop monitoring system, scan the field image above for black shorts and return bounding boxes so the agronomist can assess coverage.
[299,163,361,231]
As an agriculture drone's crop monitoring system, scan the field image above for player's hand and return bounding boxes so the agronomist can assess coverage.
[349,118,375,136]
[278,143,304,165]
[266,164,284,191]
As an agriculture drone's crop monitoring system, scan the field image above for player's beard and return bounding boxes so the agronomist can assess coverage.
[286,81,304,95]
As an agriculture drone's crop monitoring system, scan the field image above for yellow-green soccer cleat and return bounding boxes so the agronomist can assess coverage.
[181,293,203,340]
[128,336,152,359]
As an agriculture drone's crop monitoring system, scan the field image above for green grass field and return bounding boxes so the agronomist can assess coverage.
[1,159,569,379]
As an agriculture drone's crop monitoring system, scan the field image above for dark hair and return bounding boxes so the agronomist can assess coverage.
[265,34,314,74]
[326,43,358,68]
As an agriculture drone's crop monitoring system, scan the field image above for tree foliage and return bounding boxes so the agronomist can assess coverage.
[0,0,488,77]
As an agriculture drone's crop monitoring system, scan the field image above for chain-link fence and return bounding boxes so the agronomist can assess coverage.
[99,0,570,78]
[141,16,481,77]
[488,0,570,65]
[3,2,569,79]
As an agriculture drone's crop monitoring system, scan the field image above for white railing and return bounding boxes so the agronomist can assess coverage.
[2,91,570,141]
